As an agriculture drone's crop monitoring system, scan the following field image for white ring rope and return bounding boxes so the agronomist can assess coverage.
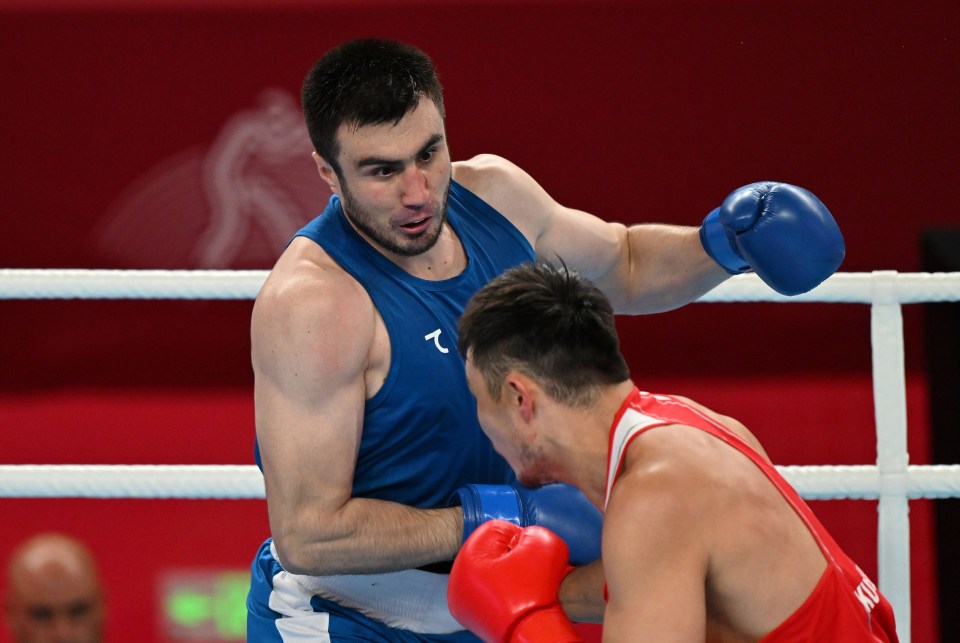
[3,268,959,643]
[0,465,266,499]
[1,463,958,500]
[0,269,268,300]
[2,268,959,303]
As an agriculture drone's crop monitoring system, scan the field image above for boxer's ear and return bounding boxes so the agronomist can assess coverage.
[313,152,341,196]
[505,373,538,425]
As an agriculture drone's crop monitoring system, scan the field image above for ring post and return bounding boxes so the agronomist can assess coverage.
[871,270,910,643]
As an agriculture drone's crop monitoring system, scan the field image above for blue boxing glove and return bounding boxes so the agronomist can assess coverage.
[450,482,602,565]
[699,182,845,296]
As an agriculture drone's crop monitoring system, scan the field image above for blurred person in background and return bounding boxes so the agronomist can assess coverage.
[3,533,105,643]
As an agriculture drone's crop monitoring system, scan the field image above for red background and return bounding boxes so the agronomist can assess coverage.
[1,1,957,641]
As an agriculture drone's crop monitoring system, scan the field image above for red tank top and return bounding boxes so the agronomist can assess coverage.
[604,388,899,642]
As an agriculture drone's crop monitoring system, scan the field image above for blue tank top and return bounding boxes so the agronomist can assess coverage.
[285,180,533,508]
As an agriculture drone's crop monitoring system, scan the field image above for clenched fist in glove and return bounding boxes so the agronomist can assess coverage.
[450,482,602,566]
[699,182,844,296]
[448,520,583,643]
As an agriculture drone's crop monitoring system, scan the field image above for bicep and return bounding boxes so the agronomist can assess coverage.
[458,155,723,314]
[254,356,365,508]
[252,282,371,528]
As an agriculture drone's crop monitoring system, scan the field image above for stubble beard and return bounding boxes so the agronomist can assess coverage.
[516,443,554,489]
[340,180,451,258]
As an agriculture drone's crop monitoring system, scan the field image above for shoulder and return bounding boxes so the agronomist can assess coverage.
[666,395,770,462]
[606,427,717,541]
[252,237,374,374]
[453,154,558,237]
[452,153,527,195]
[256,237,369,320]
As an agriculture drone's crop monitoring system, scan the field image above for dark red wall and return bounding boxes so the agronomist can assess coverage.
[1,1,955,641]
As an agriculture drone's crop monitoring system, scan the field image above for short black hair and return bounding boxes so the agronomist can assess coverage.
[458,261,630,407]
[301,39,446,176]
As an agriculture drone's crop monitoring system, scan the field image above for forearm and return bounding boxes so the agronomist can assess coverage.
[608,223,728,315]
[559,560,606,623]
[273,497,464,575]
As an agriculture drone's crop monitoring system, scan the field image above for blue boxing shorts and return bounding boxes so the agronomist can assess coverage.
[246,538,481,642]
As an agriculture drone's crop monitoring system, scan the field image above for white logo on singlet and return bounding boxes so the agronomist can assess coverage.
[424,329,449,354]
[854,567,881,614]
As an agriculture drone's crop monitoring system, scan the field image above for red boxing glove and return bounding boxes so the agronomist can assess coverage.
[448,520,582,643]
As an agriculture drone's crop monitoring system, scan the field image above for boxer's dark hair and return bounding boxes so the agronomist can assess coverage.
[302,39,446,177]
[458,261,630,407]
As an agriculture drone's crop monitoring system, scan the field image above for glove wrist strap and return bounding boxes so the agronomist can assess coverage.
[700,207,750,274]
[450,485,522,543]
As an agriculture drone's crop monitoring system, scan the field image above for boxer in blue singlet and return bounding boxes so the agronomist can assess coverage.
[247,183,529,641]
[246,39,845,641]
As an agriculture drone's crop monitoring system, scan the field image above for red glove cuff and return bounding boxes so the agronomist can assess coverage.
[511,607,583,643]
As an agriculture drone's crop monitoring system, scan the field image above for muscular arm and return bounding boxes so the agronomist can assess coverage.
[559,560,606,624]
[602,464,710,642]
[252,248,462,575]
[454,155,729,314]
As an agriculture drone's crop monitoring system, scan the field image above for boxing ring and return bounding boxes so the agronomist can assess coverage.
[2,269,959,643]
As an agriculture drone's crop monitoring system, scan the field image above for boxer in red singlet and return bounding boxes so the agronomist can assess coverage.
[447,261,898,643]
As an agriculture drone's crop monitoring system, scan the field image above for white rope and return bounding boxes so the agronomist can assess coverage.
[699,270,960,303]
[778,465,960,499]
[0,465,266,499]
[2,463,958,500]
[0,269,267,300]
[2,269,960,302]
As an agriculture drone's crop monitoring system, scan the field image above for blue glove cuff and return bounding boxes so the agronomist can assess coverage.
[700,207,750,274]
[450,485,522,543]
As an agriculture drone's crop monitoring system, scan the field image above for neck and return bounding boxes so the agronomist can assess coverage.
[396,221,466,280]
[551,380,636,508]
